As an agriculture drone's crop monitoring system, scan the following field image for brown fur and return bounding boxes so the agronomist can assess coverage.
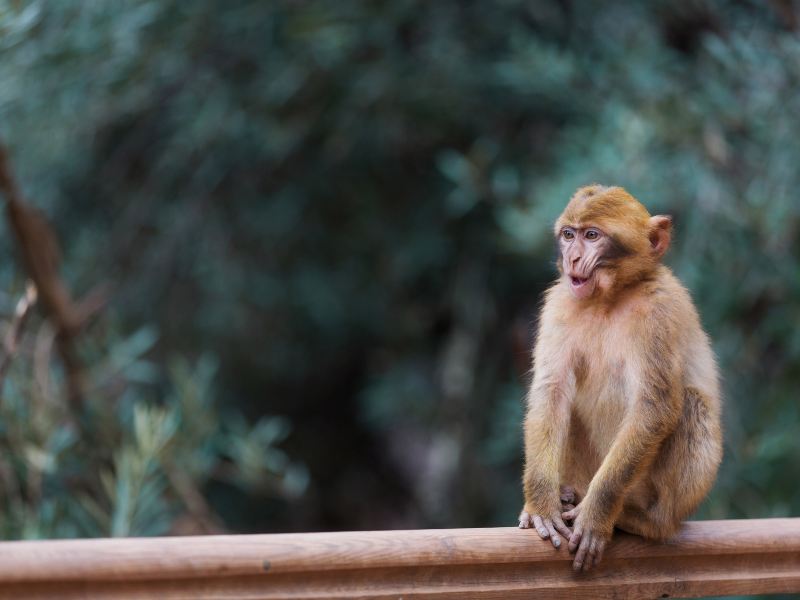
[519,185,722,571]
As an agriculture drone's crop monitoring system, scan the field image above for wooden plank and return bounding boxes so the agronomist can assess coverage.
[0,518,796,599]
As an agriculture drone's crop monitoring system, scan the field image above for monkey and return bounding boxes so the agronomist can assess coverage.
[518,185,722,572]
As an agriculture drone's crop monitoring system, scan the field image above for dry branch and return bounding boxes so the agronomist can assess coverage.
[0,143,86,410]
[0,281,37,390]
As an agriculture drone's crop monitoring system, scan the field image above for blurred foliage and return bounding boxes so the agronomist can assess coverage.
[0,312,306,538]
[0,0,798,553]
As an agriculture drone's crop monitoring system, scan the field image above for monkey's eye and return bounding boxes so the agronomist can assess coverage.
[562,229,575,240]
[585,229,600,240]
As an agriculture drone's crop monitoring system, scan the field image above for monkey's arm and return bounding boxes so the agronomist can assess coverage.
[563,331,683,571]
[519,343,576,548]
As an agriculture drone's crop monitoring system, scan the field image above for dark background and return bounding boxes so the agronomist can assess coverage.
[0,2,798,570]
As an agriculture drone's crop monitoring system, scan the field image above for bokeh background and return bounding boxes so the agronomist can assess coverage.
[0,0,798,546]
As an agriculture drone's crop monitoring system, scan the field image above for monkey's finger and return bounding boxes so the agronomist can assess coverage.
[532,515,549,539]
[594,539,606,567]
[586,537,599,571]
[518,511,531,528]
[552,515,573,539]
[543,518,561,548]
[568,526,582,553]
[573,535,590,572]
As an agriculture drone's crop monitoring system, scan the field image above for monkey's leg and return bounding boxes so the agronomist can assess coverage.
[613,454,690,540]
[616,387,720,541]
[616,503,676,541]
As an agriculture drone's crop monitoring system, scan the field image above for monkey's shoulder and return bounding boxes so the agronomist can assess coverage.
[638,267,700,323]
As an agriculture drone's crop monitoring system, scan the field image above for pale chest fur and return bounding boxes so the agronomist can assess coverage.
[551,297,651,454]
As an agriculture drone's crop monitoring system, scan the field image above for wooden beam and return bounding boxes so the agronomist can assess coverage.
[0,518,797,599]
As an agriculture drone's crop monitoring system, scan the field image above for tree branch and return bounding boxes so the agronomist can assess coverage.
[0,143,85,410]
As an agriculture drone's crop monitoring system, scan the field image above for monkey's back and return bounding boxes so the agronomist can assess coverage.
[654,268,723,522]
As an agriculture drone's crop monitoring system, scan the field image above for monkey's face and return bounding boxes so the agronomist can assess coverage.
[558,225,619,300]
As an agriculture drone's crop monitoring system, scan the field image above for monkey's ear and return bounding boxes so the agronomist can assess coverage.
[649,215,672,258]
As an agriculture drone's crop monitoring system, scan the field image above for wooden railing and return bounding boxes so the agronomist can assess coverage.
[0,518,797,599]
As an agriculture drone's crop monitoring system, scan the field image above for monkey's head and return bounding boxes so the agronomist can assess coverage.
[554,185,672,300]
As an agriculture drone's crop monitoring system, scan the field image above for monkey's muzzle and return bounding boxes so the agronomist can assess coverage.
[568,273,595,299]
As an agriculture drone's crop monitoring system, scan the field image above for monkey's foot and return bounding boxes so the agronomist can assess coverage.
[560,485,578,521]
[561,501,582,524]
[560,485,576,506]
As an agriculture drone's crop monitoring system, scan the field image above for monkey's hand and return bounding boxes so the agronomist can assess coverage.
[561,503,611,572]
[518,503,572,549]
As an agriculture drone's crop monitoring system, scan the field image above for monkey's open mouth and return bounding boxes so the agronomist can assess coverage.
[568,272,595,299]
[570,275,590,287]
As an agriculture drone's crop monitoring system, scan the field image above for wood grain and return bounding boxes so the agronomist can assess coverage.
[0,518,796,599]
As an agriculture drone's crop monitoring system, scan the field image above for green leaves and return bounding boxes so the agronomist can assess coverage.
[0,317,305,538]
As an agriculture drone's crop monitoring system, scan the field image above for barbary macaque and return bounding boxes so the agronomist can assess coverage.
[519,185,722,572]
